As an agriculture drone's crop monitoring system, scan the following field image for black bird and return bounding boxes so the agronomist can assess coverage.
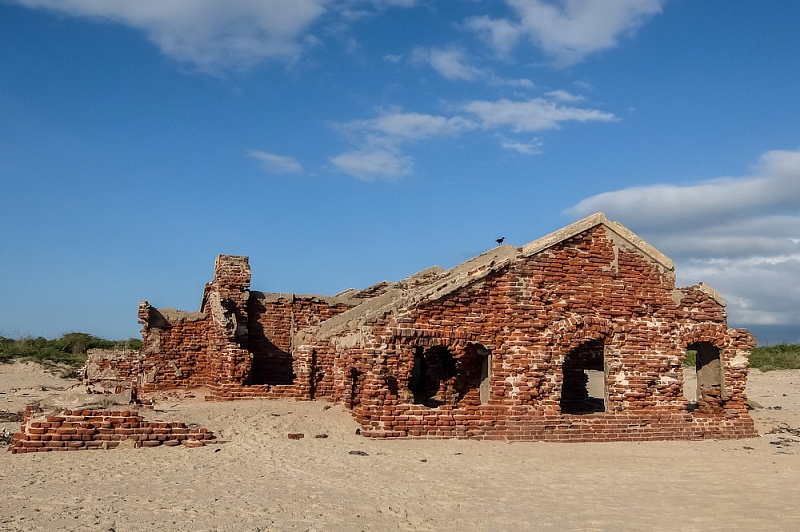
[495,237,505,245]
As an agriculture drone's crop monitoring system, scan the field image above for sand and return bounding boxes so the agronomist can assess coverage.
[1,361,799,531]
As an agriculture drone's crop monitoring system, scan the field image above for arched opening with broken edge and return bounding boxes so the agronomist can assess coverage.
[406,342,492,408]
[560,339,606,414]
[455,343,492,406]
[684,342,724,411]
[409,346,457,407]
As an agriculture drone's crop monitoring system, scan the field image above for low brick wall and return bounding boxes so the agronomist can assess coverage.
[9,406,214,454]
[204,384,305,401]
[357,405,757,441]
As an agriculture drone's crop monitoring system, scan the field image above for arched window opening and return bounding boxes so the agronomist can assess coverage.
[409,346,457,407]
[560,339,606,414]
[454,343,492,406]
[685,342,724,411]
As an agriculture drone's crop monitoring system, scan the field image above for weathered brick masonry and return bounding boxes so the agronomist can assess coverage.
[109,213,757,441]
[10,406,214,453]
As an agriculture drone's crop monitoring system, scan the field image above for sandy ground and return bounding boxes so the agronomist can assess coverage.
[1,361,799,531]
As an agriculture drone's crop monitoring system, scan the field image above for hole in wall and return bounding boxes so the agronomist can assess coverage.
[560,339,606,414]
[686,342,724,410]
[408,344,492,408]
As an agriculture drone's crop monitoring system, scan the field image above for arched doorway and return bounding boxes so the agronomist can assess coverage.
[685,342,724,410]
[560,339,606,414]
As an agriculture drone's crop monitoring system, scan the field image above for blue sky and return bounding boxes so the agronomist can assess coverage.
[1,0,798,344]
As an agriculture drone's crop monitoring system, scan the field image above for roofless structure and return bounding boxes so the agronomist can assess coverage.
[95,213,756,441]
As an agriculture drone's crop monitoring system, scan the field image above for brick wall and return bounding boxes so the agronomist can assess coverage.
[112,219,756,443]
[247,293,353,386]
[137,302,212,391]
[10,406,214,453]
[304,226,756,441]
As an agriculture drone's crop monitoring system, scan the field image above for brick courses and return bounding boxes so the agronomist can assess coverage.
[97,213,757,442]
[9,406,214,454]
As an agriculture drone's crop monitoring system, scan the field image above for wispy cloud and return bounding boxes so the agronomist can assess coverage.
[248,150,304,174]
[565,147,800,329]
[12,0,330,71]
[332,94,617,179]
[468,0,665,66]
[331,110,474,180]
[343,111,477,141]
[410,46,535,88]
[411,47,485,81]
[464,97,617,132]
[501,138,543,155]
[330,149,412,181]
[545,89,585,102]
[567,148,800,230]
[465,15,520,57]
[488,75,535,88]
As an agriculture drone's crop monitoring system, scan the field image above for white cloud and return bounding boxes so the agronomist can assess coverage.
[469,0,665,66]
[545,89,585,102]
[464,97,617,132]
[501,138,543,155]
[411,48,485,81]
[411,46,537,89]
[466,15,520,56]
[565,147,800,332]
[678,253,800,327]
[488,75,536,88]
[567,148,800,231]
[332,111,475,180]
[345,112,477,141]
[248,150,304,174]
[330,149,412,180]
[383,53,404,63]
[12,0,330,71]
[333,95,617,180]
[370,0,417,7]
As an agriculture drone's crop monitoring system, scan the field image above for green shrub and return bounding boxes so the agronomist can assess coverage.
[0,333,141,368]
[750,344,800,371]
[682,350,697,368]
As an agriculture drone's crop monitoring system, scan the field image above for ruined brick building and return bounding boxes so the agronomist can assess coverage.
[103,213,757,441]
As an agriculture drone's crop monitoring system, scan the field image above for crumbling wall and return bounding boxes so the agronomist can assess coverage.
[247,293,353,386]
[308,225,756,441]
[81,348,141,389]
[200,255,252,385]
[133,256,355,400]
[10,406,214,453]
[125,219,756,442]
[137,302,211,391]
[80,348,142,402]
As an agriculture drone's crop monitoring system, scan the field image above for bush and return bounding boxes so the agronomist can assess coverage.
[0,333,141,368]
[750,344,800,371]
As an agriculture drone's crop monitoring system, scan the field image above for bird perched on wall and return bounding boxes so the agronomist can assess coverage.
[495,237,505,245]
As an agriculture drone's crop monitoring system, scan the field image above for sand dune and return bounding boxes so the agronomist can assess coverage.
[2,361,799,531]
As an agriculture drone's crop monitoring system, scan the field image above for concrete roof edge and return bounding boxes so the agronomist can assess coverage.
[603,220,674,270]
[311,245,517,341]
[695,282,727,307]
[251,291,360,306]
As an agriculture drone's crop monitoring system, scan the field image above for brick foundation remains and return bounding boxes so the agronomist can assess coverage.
[97,213,758,442]
[9,406,214,453]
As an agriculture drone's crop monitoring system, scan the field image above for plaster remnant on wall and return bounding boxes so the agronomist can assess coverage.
[208,291,238,335]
